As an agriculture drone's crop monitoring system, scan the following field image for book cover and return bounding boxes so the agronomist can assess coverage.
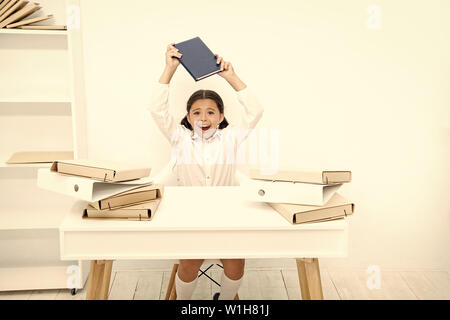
[83,198,162,221]
[7,14,52,28]
[250,168,352,184]
[0,0,16,17]
[0,0,27,24]
[0,0,13,12]
[6,151,73,164]
[0,1,40,29]
[269,193,354,224]
[90,184,162,210]
[19,25,67,30]
[174,36,221,81]
[37,168,154,202]
[50,159,151,182]
[240,177,342,206]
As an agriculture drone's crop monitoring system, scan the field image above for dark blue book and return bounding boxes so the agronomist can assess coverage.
[174,37,221,82]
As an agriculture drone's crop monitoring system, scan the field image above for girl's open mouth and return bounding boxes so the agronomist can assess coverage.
[201,126,211,131]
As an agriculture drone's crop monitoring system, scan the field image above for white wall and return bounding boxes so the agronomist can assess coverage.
[79,0,450,270]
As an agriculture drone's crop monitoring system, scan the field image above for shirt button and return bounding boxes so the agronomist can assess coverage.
[206,176,210,179]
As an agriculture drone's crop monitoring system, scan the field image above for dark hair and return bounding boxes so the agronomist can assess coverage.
[180,89,229,130]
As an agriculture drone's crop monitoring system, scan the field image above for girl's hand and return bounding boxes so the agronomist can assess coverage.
[214,53,236,80]
[165,43,182,71]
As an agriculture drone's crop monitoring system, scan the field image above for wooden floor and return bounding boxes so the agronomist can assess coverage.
[0,267,449,300]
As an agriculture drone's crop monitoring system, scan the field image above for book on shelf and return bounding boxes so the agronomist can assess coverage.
[37,168,154,202]
[6,151,74,164]
[50,159,151,182]
[18,24,66,30]
[250,168,352,185]
[83,198,162,221]
[0,1,40,29]
[0,0,14,12]
[269,192,355,224]
[0,0,17,19]
[89,184,163,211]
[0,0,27,24]
[6,14,51,28]
[240,176,342,206]
[174,36,221,81]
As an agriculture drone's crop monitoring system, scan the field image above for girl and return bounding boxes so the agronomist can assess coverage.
[148,43,264,300]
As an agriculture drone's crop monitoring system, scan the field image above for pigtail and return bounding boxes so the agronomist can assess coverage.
[180,116,193,130]
[218,117,229,129]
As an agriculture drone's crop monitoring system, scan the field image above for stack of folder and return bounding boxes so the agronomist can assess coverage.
[37,159,164,221]
[240,168,354,224]
[0,0,66,30]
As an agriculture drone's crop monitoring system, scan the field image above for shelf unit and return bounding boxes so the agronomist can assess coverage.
[0,0,89,292]
[0,29,68,35]
[0,98,72,103]
[0,163,52,168]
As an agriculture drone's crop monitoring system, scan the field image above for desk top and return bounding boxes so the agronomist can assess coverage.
[60,187,349,260]
[60,186,347,232]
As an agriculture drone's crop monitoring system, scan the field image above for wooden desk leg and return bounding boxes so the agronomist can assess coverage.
[166,264,179,300]
[86,260,114,300]
[169,283,177,300]
[296,258,324,300]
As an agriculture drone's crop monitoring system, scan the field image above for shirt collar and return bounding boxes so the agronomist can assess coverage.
[191,128,222,142]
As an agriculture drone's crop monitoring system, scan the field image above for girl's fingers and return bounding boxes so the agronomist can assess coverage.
[167,45,178,53]
[168,48,181,56]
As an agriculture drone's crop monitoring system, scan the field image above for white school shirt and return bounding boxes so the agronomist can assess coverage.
[148,82,264,186]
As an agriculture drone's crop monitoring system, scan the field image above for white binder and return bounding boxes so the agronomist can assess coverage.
[37,169,153,202]
[240,177,342,206]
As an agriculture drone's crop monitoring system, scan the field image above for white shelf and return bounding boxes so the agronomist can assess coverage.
[0,264,88,291]
[0,209,69,231]
[0,29,68,36]
[0,97,71,103]
[0,162,52,169]
[0,0,88,292]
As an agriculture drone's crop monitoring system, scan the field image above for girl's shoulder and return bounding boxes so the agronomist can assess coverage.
[220,124,250,141]
[170,124,193,145]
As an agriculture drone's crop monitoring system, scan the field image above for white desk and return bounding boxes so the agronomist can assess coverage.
[59,186,349,300]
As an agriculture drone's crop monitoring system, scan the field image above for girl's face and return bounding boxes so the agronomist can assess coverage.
[187,98,224,139]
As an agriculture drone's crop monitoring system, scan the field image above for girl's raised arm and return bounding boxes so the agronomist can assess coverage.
[215,54,264,144]
[148,44,183,144]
